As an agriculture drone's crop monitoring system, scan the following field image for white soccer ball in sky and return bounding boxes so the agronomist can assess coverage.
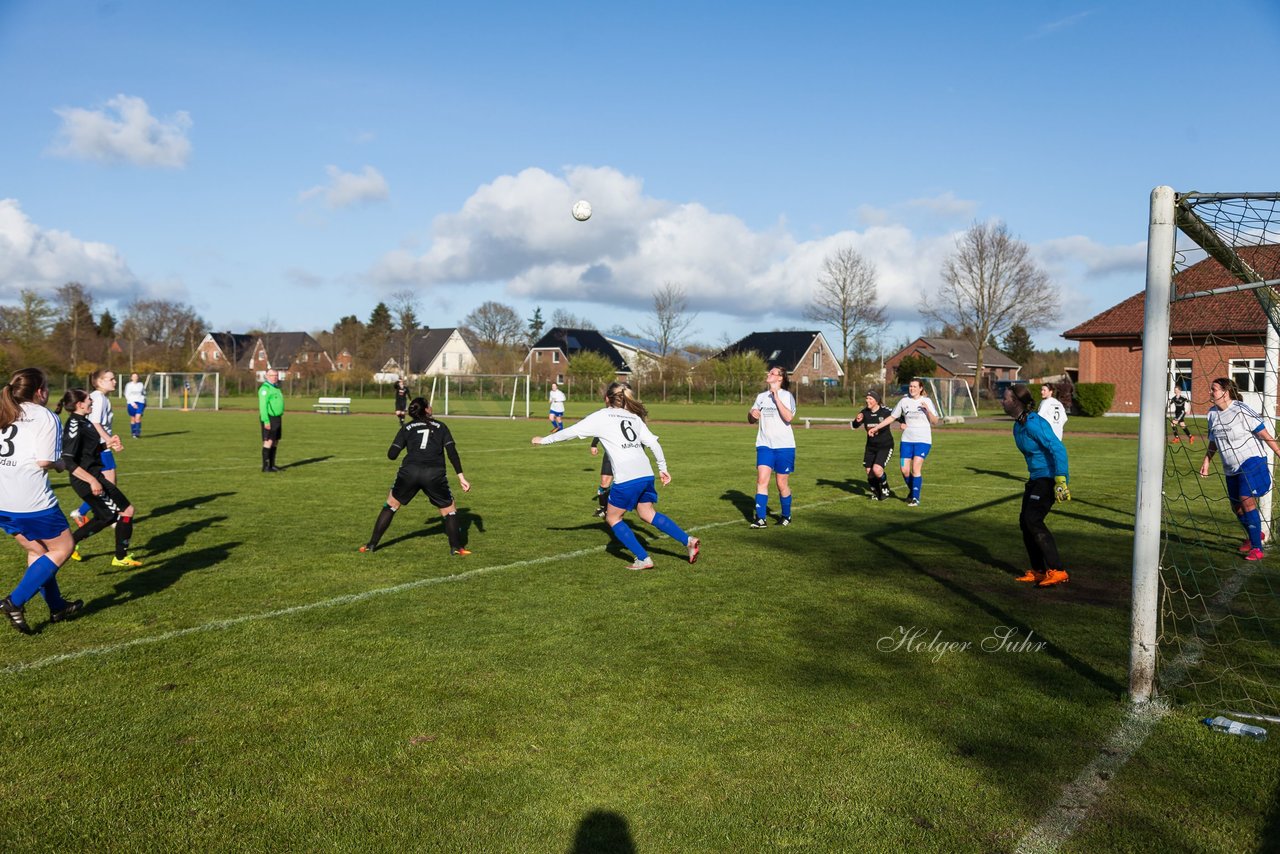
[571,199,592,222]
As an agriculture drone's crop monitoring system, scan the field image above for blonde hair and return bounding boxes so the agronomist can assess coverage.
[604,381,648,421]
[0,368,48,429]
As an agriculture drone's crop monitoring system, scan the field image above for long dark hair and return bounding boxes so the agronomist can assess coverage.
[0,368,48,429]
[407,397,431,422]
[1009,384,1035,422]
[768,366,792,391]
[55,388,90,416]
[604,381,648,421]
[1211,377,1242,402]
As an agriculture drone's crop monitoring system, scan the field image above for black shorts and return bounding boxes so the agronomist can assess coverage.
[395,396,408,412]
[70,476,132,521]
[391,465,455,508]
[863,444,893,470]
[262,416,282,442]
[600,453,613,478]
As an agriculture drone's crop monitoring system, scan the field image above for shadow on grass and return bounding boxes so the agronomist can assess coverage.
[720,489,758,522]
[378,507,486,551]
[84,540,241,612]
[133,430,189,439]
[570,809,636,854]
[816,477,864,496]
[1258,783,1280,853]
[146,492,237,520]
[964,466,1025,482]
[141,516,229,555]
[279,455,333,469]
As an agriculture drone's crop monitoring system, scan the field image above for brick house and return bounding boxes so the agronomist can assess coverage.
[714,331,843,387]
[194,331,334,381]
[522,328,630,384]
[194,332,256,372]
[884,337,1021,394]
[1063,246,1279,414]
[373,328,480,382]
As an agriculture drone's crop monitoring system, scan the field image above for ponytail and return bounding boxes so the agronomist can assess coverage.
[0,368,48,429]
[604,381,648,421]
[56,388,90,416]
[407,397,431,422]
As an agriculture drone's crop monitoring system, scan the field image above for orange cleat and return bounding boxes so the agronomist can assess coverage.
[1037,569,1070,587]
[451,548,472,556]
[1015,570,1043,583]
[1245,548,1266,562]
[687,537,700,565]
[1170,436,1180,444]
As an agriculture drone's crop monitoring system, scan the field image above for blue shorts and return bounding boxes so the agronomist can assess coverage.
[1227,456,1272,504]
[608,476,658,511]
[100,449,117,472]
[0,506,70,540]
[899,441,932,461]
[127,402,146,417]
[549,409,563,417]
[756,446,796,474]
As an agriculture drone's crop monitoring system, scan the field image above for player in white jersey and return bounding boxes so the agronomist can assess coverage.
[548,383,567,432]
[0,368,83,634]
[1038,383,1068,441]
[748,366,797,528]
[124,371,147,439]
[71,369,123,526]
[533,381,699,570]
[868,378,941,506]
[1199,377,1280,561]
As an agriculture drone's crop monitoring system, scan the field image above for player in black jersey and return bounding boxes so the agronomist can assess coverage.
[1169,388,1194,444]
[852,389,895,500]
[55,389,142,567]
[393,377,409,426]
[590,437,613,518]
[360,397,472,555]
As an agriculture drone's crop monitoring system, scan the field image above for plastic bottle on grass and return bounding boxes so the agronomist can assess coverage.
[1203,715,1268,741]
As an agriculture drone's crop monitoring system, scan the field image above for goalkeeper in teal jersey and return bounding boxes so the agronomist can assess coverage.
[258,369,285,472]
[1003,385,1071,587]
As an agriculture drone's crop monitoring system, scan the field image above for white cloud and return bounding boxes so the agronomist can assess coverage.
[857,191,978,228]
[50,94,192,168]
[300,165,389,209]
[0,198,138,298]
[1037,235,1146,277]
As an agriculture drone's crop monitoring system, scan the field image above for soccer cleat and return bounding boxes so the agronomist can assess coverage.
[780,516,791,527]
[1038,569,1070,587]
[907,498,920,507]
[72,513,88,529]
[1170,436,1180,444]
[1245,548,1266,562]
[49,599,85,623]
[593,507,607,518]
[687,537,700,565]
[111,554,143,568]
[1238,532,1268,554]
[451,548,472,556]
[1188,435,1196,444]
[1015,570,1044,583]
[0,597,31,635]
[749,518,767,529]
[626,557,655,571]
[358,544,374,553]
[69,549,82,562]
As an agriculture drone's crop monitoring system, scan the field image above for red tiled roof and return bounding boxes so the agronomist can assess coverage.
[1064,245,1280,340]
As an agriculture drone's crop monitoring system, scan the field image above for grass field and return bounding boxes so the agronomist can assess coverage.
[0,408,1276,852]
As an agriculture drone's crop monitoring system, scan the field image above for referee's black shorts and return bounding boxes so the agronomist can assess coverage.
[391,465,455,508]
[262,416,283,443]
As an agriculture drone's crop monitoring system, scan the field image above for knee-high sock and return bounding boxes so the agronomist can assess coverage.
[597,487,609,510]
[755,493,768,520]
[10,555,59,607]
[610,520,648,560]
[780,495,792,517]
[115,516,134,559]
[650,512,690,546]
[867,472,878,494]
[262,447,271,469]
[1242,507,1264,549]
[367,505,396,549]
[74,515,114,544]
[443,512,462,550]
[911,476,922,500]
[879,473,891,494]
[39,575,68,610]
[77,501,90,517]
[269,445,278,468]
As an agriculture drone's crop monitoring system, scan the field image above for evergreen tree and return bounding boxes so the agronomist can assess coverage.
[527,306,545,345]
[1001,324,1035,367]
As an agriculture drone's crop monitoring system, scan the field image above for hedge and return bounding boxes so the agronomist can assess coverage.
[1074,382,1115,417]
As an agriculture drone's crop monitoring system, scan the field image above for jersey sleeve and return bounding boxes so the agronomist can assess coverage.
[387,424,410,460]
[1033,418,1069,479]
[637,421,668,473]
[890,399,905,419]
[439,424,463,474]
[539,412,595,445]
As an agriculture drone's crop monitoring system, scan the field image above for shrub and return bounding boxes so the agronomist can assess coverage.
[1074,382,1115,416]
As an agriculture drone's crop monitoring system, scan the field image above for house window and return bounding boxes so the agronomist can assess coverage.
[1168,359,1192,394]
[1231,358,1266,393]
[553,351,560,363]
[813,350,821,370]
[557,374,564,384]
[536,351,542,362]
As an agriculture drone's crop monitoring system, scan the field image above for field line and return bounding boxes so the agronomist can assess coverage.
[3,496,858,676]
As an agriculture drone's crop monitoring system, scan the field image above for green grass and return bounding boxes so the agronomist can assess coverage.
[0,409,1275,851]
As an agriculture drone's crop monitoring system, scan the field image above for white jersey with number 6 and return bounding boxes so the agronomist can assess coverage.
[0,402,61,514]
[539,406,667,483]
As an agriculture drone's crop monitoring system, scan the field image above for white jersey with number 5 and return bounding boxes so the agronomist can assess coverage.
[88,389,114,435]
[752,389,797,449]
[0,402,61,514]
[540,406,667,483]
[1038,397,1068,440]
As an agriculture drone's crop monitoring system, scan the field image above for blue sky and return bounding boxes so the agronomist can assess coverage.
[2,0,1278,352]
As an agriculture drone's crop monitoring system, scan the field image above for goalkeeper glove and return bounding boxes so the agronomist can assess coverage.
[1054,476,1071,502]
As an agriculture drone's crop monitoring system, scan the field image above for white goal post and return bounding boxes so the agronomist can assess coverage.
[143,372,221,410]
[425,374,531,419]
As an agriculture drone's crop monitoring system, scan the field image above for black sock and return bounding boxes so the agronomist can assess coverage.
[598,489,609,510]
[367,505,396,549]
[868,473,878,494]
[269,446,278,468]
[444,512,461,550]
[74,516,112,543]
[262,447,271,469]
[115,518,134,558]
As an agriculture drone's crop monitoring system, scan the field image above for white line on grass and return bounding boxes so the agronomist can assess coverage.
[3,496,859,676]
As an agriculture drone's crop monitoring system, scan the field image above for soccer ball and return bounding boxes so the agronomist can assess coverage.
[571,200,592,222]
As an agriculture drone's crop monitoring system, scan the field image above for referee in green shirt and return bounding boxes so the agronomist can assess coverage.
[259,369,285,472]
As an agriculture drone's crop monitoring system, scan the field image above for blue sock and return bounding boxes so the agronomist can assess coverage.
[39,576,68,610]
[650,512,690,546]
[755,493,768,520]
[610,520,649,560]
[781,495,792,518]
[77,501,90,518]
[1243,508,1263,549]
[911,476,922,500]
[10,555,59,607]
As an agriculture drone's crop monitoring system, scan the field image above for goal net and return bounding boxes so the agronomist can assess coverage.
[918,377,977,419]
[1132,189,1280,717]
[144,372,221,410]
[423,374,530,418]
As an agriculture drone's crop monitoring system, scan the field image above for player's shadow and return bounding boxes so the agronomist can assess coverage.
[139,516,228,556]
[570,809,636,854]
[279,455,333,469]
[720,489,759,522]
[964,466,1024,482]
[816,477,863,496]
[146,492,237,520]
[381,508,485,550]
[135,431,189,439]
[82,540,241,613]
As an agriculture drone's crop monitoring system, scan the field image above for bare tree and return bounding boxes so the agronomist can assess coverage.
[639,282,697,359]
[53,283,97,374]
[462,301,524,348]
[390,289,422,374]
[122,299,207,370]
[550,308,596,330]
[803,248,886,389]
[925,222,1058,396]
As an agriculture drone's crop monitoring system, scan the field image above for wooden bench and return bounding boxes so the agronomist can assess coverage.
[802,417,854,429]
[313,396,352,415]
